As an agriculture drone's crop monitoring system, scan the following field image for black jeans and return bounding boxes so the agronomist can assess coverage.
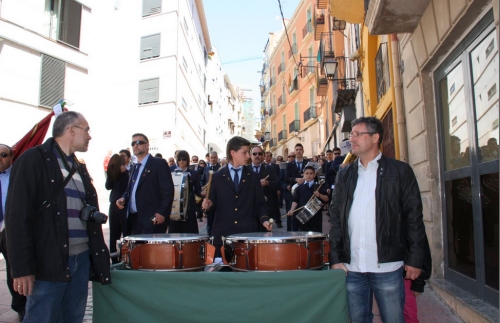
[108,203,129,263]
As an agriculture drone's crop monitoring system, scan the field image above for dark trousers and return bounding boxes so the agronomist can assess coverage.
[0,230,27,313]
[108,203,129,263]
[128,213,167,235]
[284,190,293,231]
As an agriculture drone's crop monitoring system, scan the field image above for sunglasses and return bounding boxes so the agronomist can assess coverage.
[0,152,9,158]
[334,153,340,155]
[252,152,263,156]
[131,140,147,147]
[288,156,295,158]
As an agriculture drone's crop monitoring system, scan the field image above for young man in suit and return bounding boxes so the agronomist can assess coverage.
[285,143,309,230]
[202,137,271,257]
[116,133,174,234]
[251,146,282,228]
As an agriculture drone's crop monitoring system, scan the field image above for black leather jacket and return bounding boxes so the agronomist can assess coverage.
[5,138,111,284]
[328,155,429,270]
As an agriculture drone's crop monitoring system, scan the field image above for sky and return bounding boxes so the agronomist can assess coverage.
[204,0,301,105]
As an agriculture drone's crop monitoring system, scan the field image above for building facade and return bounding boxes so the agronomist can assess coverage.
[330,0,499,321]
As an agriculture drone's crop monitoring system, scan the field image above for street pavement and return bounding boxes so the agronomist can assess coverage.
[0,204,462,322]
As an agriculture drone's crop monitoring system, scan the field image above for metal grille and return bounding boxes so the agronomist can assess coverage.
[58,0,81,48]
[138,78,159,105]
[140,34,161,60]
[375,43,390,103]
[39,54,66,108]
[142,0,162,17]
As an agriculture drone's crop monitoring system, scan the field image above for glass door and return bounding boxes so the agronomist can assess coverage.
[435,14,498,307]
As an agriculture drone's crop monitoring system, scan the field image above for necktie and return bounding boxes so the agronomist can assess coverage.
[254,166,259,173]
[0,171,5,223]
[232,168,241,191]
[297,162,301,172]
[131,163,142,184]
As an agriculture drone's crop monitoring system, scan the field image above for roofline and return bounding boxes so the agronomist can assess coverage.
[195,0,212,52]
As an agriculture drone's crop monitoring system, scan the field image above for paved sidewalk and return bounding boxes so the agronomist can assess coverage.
[0,208,462,322]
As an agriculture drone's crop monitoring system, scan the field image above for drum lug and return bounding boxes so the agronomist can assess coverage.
[199,243,205,259]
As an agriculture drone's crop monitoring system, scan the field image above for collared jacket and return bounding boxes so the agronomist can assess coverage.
[5,138,111,284]
[328,155,429,271]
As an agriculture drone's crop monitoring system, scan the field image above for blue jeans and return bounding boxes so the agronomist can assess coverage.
[346,267,405,323]
[24,250,90,323]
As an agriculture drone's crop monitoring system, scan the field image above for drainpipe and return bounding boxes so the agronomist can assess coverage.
[391,34,407,163]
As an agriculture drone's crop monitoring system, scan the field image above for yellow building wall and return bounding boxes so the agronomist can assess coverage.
[360,27,401,159]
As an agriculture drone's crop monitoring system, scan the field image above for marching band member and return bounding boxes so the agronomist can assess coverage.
[287,166,329,232]
[202,136,271,257]
[168,150,202,234]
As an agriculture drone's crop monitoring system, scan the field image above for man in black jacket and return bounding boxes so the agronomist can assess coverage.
[328,117,430,323]
[6,111,111,323]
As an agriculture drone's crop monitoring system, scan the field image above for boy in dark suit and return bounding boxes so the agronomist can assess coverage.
[287,166,329,232]
[202,137,271,257]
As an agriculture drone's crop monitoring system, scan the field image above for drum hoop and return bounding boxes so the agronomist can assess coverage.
[226,237,325,244]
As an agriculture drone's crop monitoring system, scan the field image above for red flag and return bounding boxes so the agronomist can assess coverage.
[11,111,54,162]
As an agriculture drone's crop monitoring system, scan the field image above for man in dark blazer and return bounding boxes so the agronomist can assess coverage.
[285,143,309,230]
[202,137,271,257]
[251,146,282,228]
[263,151,280,177]
[201,151,221,186]
[117,133,174,234]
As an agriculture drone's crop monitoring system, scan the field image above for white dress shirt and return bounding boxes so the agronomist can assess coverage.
[0,166,11,231]
[345,152,403,273]
[129,154,150,213]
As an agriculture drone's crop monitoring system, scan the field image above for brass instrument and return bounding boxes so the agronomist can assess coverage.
[195,183,209,204]
[342,152,358,165]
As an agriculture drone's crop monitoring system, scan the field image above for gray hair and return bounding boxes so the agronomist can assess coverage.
[52,111,84,138]
[209,151,218,157]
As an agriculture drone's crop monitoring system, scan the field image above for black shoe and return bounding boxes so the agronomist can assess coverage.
[18,310,25,322]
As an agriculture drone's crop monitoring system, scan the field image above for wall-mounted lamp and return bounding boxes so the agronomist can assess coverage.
[324,59,338,81]
[332,18,347,31]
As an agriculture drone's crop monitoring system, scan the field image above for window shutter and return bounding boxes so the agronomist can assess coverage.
[140,34,161,60]
[39,54,66,108]
[58,0,82,48]
[142,0,161,17]
[139,78,159,104]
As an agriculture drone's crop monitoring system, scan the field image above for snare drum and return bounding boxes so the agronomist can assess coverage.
[224,231,327,271]
[121,234,209,271]
[296,196,323,225]
[171,172,190,221]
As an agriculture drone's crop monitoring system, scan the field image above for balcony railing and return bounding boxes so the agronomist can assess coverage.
[278,130,287,142]
[314,12,325,41]
[270,138,277,148]
[302,20,313,39]
[304,106,317,123]
[264,132,271,142]
[268,106,276,117]
[278,95,286,107]
[289,120,300,134]
[288,44,298,59]
[289,77,298,93]
[278,62,285,75]
[269,77,276,87]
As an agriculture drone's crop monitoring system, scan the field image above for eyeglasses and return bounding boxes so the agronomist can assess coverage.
[348,132,376,139]
[252,152,263,156]
[334,153,340,156]
[178,158,188,162]
[131,140,147,147]
[0,152,9,158]
[73,125,91,135]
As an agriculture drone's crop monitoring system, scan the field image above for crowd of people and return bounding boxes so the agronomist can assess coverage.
[0,112,432,323]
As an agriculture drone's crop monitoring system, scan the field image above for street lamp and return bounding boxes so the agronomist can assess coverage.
[324,59,338,81]
[332,18,347,31]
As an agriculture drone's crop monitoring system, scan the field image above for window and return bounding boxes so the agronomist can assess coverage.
[39,54,66,108]
[140,34,160,60]
[182,57,188,72]
[142,0,161,17]
[181,97,187,110]
[58,0,82,48]
[138,78,159,105]
[183,17,189,33]
[375,42,390,103]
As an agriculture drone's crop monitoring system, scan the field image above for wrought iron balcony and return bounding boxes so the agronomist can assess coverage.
[289,120,300,134]
[288,44,298,60]
[278,95,286,107]
[268,106,276,117]
[302,20,313,39]
[289,77,298,94]
[332,56,358,113]
[278,62,285,75]
[314,12,325,41]
[278,130,287,142]
[264,132,271,142]
[270,138,277,148]
[269,77,276,88]
[304,106,318,124]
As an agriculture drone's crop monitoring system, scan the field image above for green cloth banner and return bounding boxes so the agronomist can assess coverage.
[92,269,348,323]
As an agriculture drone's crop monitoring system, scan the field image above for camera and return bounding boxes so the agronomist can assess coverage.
[80,204,108,224]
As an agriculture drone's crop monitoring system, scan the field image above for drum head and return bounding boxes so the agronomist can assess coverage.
[226,231,325,243]
[124,233,208,244]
